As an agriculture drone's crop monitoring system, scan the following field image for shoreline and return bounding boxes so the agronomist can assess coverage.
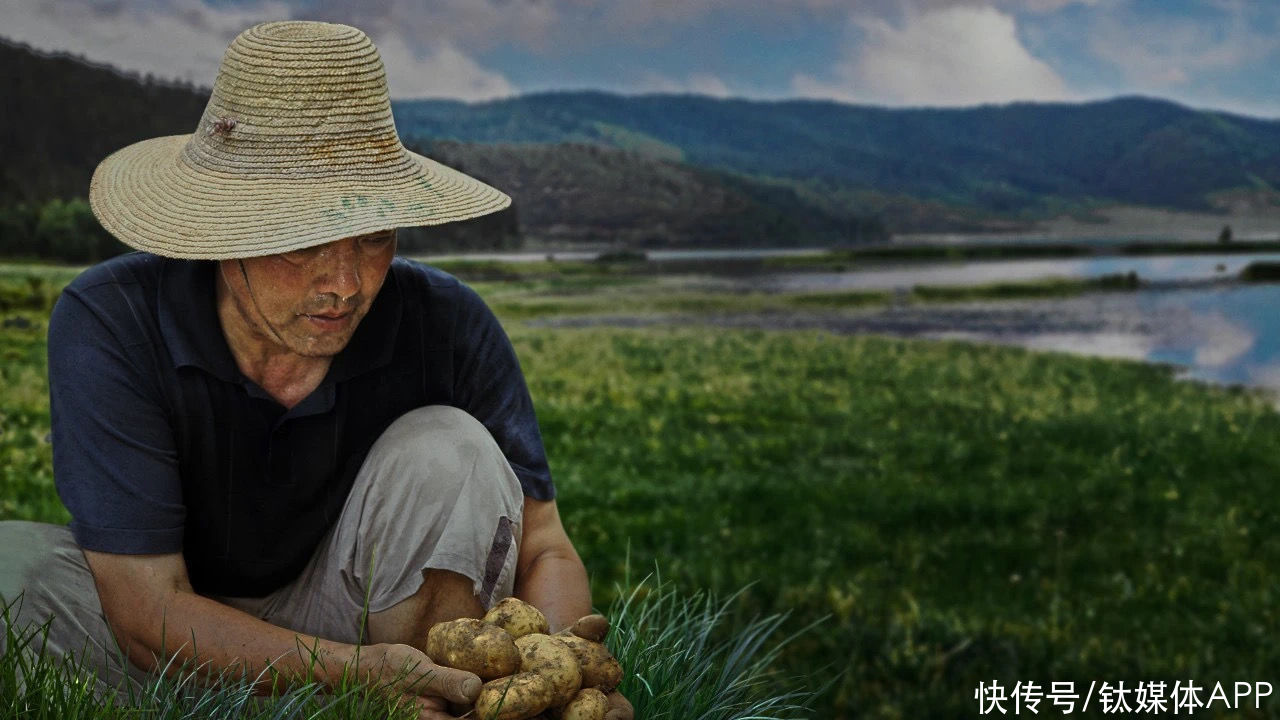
[528,282,1280,402]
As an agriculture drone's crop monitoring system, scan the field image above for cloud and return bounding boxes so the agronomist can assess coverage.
[1,0,289,86]
[996,0,1104,12]
[1085,4,1275,90]
[4,0,1275,112]
[374,31,515,100]
[303,0,565,55]
[635,70,733,97]
[792,4,1074,106]
[1,0,516,99]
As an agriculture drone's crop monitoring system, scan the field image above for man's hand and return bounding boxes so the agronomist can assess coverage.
[565,614,634,720]
[359,643,481,720]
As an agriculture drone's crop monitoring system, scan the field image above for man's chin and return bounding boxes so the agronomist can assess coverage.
[287,332,356,359]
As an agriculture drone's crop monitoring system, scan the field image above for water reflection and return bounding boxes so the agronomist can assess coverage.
[915,285,1280,396]
[755,254,1280,396]
[1142,285,1280,392]
[755,253,1280,292]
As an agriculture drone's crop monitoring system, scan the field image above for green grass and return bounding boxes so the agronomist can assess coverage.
[2,575,812,719]
[462,268,1143,321]
[517,325,1280,718]
[1,262,1279,718]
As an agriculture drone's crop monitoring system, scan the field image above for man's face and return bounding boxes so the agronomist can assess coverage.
[220,229,397,358]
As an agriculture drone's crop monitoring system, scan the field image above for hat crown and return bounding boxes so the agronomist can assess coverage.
[89,19,510,260]
[182,21,408,180]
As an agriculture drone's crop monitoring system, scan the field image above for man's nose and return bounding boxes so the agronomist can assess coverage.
[314,239,362,300]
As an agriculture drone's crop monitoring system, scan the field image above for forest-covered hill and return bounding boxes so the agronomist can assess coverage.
[394,92,1280,217]
[7,35,1280,255]
[0,38,882,251]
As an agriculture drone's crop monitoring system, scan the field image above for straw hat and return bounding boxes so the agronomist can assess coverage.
[89,20,511,260]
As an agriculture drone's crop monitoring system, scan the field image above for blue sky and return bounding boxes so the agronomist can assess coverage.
[5,0,1279,118]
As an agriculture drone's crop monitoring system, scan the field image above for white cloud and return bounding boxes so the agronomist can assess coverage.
[791,5,1073,106]
[0,0,290,86]
[374,31,515,100]
[0,0,515,100]
[1085,2,1273,90]
[305,0,565,55]
[996,0,1104,12]
[636,70,732,97]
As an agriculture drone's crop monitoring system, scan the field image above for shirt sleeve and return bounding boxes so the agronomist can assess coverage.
[450,282,556,501]
[47,290,185,553]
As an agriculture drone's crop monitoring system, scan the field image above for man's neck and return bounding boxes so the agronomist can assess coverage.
[215,269,331,409]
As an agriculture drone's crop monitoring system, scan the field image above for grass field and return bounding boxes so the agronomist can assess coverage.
[2,261,1279,718]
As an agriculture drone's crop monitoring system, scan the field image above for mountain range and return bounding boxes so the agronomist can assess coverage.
[5,36,1280,249]
[393,92,1280,221]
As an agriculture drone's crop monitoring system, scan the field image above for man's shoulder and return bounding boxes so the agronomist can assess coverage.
[52,253,193,350]
[63,252,168,300]
[390,255,461,289]
[389,256,486,308]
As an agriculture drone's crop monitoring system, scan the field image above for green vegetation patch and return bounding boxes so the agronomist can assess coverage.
[513,325,1280,718]
[1240,261,1280,282]
[1,264,1277,717]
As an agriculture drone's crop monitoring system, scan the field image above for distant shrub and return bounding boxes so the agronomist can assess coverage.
[0,197,128,263]
[595,249,648,263]
[1240,261,1280,282]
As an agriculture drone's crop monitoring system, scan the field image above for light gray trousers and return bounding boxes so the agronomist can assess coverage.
[0,405,525,692]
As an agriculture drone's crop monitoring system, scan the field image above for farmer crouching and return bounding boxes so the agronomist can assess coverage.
[0,20,631,720]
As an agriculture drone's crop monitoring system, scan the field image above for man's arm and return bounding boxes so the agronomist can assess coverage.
[512,497,590,633]
[84,549,480,717]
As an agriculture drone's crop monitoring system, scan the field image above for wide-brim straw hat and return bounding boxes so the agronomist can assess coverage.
[89,20,510,260]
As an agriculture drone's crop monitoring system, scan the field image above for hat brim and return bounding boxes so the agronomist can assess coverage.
[89,134,511,260]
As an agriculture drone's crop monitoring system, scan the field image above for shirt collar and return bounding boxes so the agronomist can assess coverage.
[157,258,404,386]
[158,259,239,382]
[327,263,403,383]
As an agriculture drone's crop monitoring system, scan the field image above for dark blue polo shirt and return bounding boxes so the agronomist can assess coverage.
[47,252,554,598]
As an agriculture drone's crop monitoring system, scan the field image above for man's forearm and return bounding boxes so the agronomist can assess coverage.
[117,589,359,691]
[513,547,592,633]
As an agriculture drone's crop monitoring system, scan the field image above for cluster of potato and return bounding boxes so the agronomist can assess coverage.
[425,597,624,720]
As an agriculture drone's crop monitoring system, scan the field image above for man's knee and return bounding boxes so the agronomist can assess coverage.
[366,404,515,500]
[0,521,92,616]
[348,406,525,613]
[0,521,122,679]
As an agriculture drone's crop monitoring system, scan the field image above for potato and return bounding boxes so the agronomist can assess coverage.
[549,688,609,720]
[476,672,554,720]
[426,618,520,680]
[555,634,623,693]
[566,614,609,643]
[484,597,550,639]
[515,633,581,707]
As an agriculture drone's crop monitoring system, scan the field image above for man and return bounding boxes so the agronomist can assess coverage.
[0,19,631,720]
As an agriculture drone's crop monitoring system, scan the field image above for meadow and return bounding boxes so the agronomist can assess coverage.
[1,260,1279,718]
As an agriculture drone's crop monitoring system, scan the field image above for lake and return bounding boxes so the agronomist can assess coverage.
[750,252,1280,292]
[505,249,1280,398]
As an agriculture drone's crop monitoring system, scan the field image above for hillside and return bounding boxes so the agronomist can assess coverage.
[0,38,208,205]
[418,140,883,246]
[0,39,883,249]
[7,36,1280,247]
[394,92,1280,217]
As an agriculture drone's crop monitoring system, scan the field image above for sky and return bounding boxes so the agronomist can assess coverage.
[4,0,1280,118]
